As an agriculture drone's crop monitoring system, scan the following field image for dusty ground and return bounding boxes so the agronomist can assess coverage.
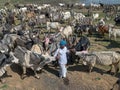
[0,36,120,90]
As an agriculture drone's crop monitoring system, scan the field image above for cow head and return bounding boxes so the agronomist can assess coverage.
[8,52,19,63]
[75,36,90,51]
[75,51,88,65]
[36,53,56,71]
[0,43,9,54]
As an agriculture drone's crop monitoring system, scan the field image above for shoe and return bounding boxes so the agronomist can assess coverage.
[63,77,69,85]
[59,76,62,79]
[58,74,62,78]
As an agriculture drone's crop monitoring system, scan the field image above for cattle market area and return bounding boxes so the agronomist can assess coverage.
[0,0,120,90]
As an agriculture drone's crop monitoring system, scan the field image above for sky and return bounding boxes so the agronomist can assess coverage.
[81,0,120,5]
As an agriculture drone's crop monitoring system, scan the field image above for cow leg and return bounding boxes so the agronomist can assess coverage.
[89,65,93,73]
[49,29,50,34]
[34,70,40,79]
[0,78,6,84]
[80,31,82,36]
[109,33,112,40]
[5,71,12,77]
[107,65,113,74]
[0,68,8,83]
[21,66,27,79]
[113,62,119,76]
[114,35,116,41]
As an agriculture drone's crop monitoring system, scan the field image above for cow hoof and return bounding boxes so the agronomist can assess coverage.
[21,75,27,80]
[6,75,12,77]
[112,73,116,76]
[1,79,6,84]
[106,70,111,74]
[35,75,40,79]
[109,72,115,76]
[21,76,25,80]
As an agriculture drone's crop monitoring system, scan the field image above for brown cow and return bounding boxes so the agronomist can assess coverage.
[97,25,110,36]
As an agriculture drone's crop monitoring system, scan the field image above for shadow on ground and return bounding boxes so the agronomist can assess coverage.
[106,40,120,49]
[10,63,36,78]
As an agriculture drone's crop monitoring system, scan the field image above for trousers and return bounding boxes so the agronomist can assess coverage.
[59,64,67,78]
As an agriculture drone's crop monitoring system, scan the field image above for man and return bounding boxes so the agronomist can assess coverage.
[42,35,50,52]
[54,40,68,78]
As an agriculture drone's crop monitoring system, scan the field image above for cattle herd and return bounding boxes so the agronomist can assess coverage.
[0,2,119,86]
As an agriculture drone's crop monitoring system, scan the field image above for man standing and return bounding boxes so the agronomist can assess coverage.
[54,40,68,78]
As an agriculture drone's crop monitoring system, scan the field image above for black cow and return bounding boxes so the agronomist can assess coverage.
[74,24,96,36]
[75,36,90,51]
[68,36,90,64]
[114,15,120,25]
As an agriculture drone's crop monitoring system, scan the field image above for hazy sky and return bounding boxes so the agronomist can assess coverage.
[81,0,120,5]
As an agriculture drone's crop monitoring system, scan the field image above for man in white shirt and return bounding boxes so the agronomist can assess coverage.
[54,40,68,78]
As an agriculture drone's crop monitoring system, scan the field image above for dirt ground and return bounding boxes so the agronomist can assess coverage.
[0,36,120,90]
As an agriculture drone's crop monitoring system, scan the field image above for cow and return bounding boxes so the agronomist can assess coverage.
[35,15,47,26]
[12,46,55,79]
[73,12,85,21]
[59,25,73,40]
[114,15,120,25]
[75,36,90,51]
[74,24,89,36]
[46,22,61,33]
[61,11,71,21]
[59,3,65,7]
[68,36,90,64]
[0,50,19,83]
[74,18,93,36]
[31,44,43,54]
[1,33,34,51]
[19,7,27,13]
[1,34,19,51]
[97,24,110,36]
[93,13,99,20]
[109,27,120,41]
[76,51,120,75]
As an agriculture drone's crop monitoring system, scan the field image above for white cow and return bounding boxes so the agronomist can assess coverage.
[62,11,71,20]
[19,7,27,13]
[59,3,65,7]
[76,51,120,74]
[74,12,85,21]
[47,22,61,33]
[43,4,51,8]
[109,27,120,41]
[59,25,73,39]
[93,13,99,20]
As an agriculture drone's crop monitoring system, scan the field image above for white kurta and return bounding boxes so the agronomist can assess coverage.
[54,47,67,65]
[54,46,68,78]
